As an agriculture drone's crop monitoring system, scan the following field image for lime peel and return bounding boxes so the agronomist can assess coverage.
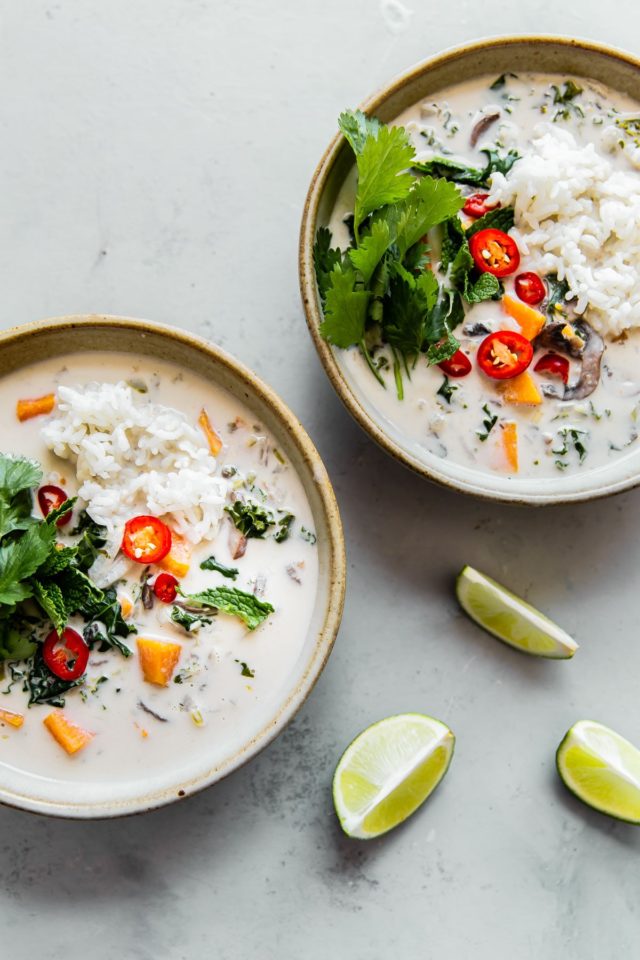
[456,564,577,659]
[557,720,640,824]
[332,713,454,839]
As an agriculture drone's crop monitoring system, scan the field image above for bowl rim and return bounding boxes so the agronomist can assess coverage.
[0,314,346,819]
[299,34,640,506]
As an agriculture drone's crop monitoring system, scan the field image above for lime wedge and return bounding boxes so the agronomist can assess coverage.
[456,564,577,659]
[332,713,454,839]
[557,720,640,823]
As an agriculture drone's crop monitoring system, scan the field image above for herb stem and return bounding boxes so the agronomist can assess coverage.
[392,349,404,401]
[359,339,385,387]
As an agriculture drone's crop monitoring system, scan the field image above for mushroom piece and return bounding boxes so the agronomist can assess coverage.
[534,321,604,400]
[470,111,500,148]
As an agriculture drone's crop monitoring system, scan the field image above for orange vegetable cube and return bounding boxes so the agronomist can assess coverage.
[158,531,191,578]
[502,295,546,341]
[16,393,56,422]
[137,637,182,686]
[500,371,542,406]
[501,422,519,472]
[199,407,223,456]
[118,595,134,619]
[0,708,24,729]
[43,711,94,755]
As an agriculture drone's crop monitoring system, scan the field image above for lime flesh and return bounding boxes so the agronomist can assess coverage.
[557,720,640,824]
[456,564,577,659]
[332,713,454,839]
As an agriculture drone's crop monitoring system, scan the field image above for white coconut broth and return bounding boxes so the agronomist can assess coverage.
[328,73,640,479]
[0,352,319,787]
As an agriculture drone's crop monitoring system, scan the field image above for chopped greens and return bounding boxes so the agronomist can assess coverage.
[477,404,498,441]
[274,511,295,544]
[199,555,239,579]
[225,499,275,539]
[436,376,457,404]
[553,428,589,467]
[300,527,317,545]
[235,659,255,678]
[552,81,584,121]
[178,586,274,631]
[170,606,213,633]
[413,147,520,188]
[545,274,570,317]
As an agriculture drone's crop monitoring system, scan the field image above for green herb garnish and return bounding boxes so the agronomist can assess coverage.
[436,376,457,404]
[477,404,498,441]
[199,555,239,579]
[552,81,584,121]
[225,500,274,539]
[170,606,212,633]
[177,586,274,632]
[235,660,255,678]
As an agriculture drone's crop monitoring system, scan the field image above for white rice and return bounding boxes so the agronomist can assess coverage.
[42,381,229,553]
[488,122,640,338]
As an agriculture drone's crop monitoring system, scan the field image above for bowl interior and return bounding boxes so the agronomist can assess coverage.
[0,316,344,817]
[301,37,640,504]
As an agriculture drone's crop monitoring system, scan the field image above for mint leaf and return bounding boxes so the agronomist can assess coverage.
[38,544,78,577]
[465,272,501,303]
[319,265,370,348]
[0,524,55,605]
[225,500,274,539]
[465,205,515,238]
[354,125,415,231]
[199,555,239,579]
[31,579,67,635]
[313,227,344,300]
[349,220,391,284]
[179,586,274,631]
[339,109,383,155]
[426,330,460,366]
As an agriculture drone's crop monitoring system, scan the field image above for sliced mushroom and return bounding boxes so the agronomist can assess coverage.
[535,321,604,400]
[470,111,500,148]
[228,524,247,560]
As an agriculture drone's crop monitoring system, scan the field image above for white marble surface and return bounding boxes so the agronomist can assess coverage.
[2,2,640,957]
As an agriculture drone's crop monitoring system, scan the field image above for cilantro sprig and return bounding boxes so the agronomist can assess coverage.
[314,109,518,397]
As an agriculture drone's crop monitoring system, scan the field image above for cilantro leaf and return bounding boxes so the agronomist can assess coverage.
[338,109,383,154]
[313,227,344,300]
[0,455,42,499]
[199,555,239,579]
[349,220,391,284]
[393,177,464,257]
[354,125,415,232]
[0,524,56,605]
[0,618,38,661]
[319,265,370,348]
[178,586,274,631]
[383,277,428,358]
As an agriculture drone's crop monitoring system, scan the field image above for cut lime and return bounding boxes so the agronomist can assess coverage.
[332,713,454,839]
[456,564,577,659]
[557,720,640,824]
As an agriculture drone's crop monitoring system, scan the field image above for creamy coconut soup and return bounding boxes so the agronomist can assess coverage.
[316,74,640,478]
[0,352,318,784]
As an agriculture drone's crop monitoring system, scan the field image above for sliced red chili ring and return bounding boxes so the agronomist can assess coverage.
[477,331,533,380]
[462,193,499,218]
[438,349,472,378]
[43,627,89,682]
[153,572,179,604]
[534,352,570,384]
[121,515,172,564]
[37,484,72,527]
[469,228,520,278]
[515,272,546,306]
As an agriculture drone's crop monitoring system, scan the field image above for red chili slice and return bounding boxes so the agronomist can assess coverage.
[153,572,179,604]
[462,193,499,218]
[43,627,89,682]
[121,515,172,564]
[515,272,546,306]
[438,349,472,378]
[477,331,533,380]
[534,352,570,384]
[469,228,520,278]
[37,485,72,527]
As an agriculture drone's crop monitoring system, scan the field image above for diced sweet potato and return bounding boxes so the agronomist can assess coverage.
[118,595,134,619]
[0,708,24,729]
[500,371,542,405]
[158,531,191,578]
[43,711,94,755]
[16,393,56,422]
[137,637,182,686]
[501,422,519,472]
[502,295,546,341]
[199,407,223,456]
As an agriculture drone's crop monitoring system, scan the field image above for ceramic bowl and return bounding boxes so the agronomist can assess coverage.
[299,36,640,504]
[0,315,345,818]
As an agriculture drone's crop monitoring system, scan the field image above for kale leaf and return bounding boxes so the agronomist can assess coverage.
[170,606,213,633]
[199,555,239,579]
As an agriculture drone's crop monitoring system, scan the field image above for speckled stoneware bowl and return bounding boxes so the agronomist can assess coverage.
[299,36,640,505]
[0,315,345,818]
